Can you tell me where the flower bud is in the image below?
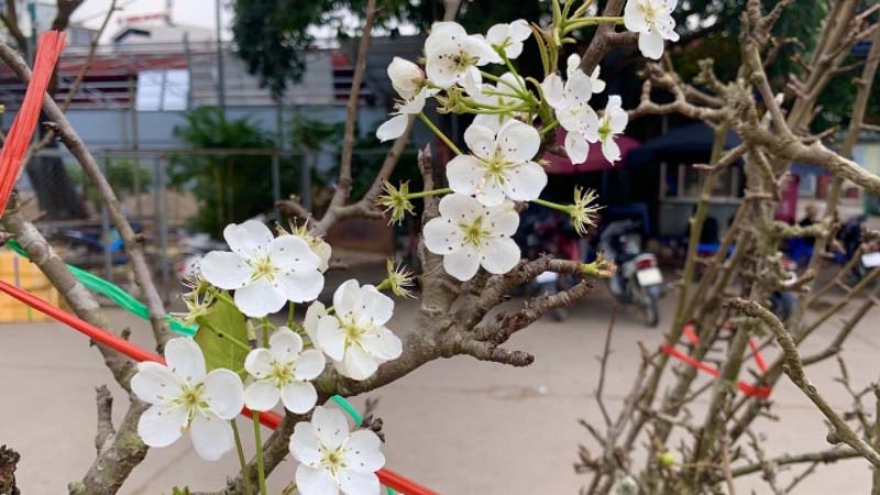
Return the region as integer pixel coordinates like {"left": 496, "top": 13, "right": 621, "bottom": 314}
{"left": 387, "top": 57, "right": 425, "bottom": 99}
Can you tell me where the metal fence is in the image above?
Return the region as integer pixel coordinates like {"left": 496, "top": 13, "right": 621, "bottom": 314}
{"left": 21, "top": 145, "right": 417, "bottom": 301}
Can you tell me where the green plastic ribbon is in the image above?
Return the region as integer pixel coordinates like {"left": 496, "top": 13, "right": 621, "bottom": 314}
{"left": 7, "top": 239, "right": 197, "bottom": 336}
{"left": 9, "top": 239, "right": 396, "bottom": 493}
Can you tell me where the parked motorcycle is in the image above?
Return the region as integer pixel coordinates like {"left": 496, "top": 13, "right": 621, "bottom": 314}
{"left": 519, "top": 210, "right": 580, "bottom": 321}
{"left": 598, "top": 219, "right": 665, "bottom": 327}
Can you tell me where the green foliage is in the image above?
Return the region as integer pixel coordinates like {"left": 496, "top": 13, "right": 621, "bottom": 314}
{"left": 194, "top": 293, "right": 249, "bottom": 379}
{"left": 68, "top": 160, "right": 152, "bottom": 211}
{"left": 171, "top": 488, "right": 191, "bottom": 495}
{"left": 291, "top": 115, "right": 345, "bottom": 152}
{"left": 170, "top": 107, "right": 288, "bottom": 237}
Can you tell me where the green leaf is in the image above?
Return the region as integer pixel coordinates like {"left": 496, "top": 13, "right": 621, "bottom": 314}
{"left": 194, "top": 293, "right": 249, "bottom": 378}
{"left": 171, "top": 487, "right": 191, "bottom": 495}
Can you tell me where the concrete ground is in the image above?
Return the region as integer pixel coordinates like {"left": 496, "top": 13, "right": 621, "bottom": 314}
{"left": 2, "top": 285, "right": 879, "bottom": 494}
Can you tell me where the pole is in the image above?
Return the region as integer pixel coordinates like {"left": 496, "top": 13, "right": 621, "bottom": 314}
{"left": 215, "top": 0, "right": 226, "bottom": 110}
{"left": 272, "top": 99, "right": 282, "bottom": 217}
{"left": 130, "top": 77, "right": 143, "bottom": 220}
{"left": 154, "top": 156, "right": 170, "bottom": 301}
{"left": 101, "top": 154, "right": 113, "bottom": 282}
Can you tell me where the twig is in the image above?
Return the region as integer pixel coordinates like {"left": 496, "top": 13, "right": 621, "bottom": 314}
{"left": 726, "top": 298, "right": 880, "bottom": 467}
{"left": 94, "top": 385, "right": 116, "bottom": 453}
{"left": 596, "top": 306, "right": 618, "bottom": 427}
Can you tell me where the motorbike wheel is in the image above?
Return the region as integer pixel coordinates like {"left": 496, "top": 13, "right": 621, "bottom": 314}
{"left": 643, "top": 293, "right": 660, "bottom": 328}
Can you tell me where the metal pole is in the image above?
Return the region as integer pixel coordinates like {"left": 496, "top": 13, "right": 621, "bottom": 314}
{"left": 272, "top": 99, "right": 282, "bottom": 216}
{"left": 183, "top": 32, "right": 193, "bottom": 110}
{"left": 101, "top": 154, "right": 113, "bottom": 282}
{"left": 215, "top": 0, "right": 226, "bottom": 110}
{"left": 154, "top": 156, "right": 170, "bottom": 300}
{"left": 130, "top": 77, "right": 143, "bottom": 220}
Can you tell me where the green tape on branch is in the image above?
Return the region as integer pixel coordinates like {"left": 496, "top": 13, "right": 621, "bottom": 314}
{"left": 7, "top": 239, "right": 197, "bottom": 336}
{"left": 331, "top": 394, "right": 364, "bottom": 426}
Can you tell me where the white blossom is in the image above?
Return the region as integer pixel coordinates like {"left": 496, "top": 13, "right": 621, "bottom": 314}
{"left": 423, "top": 193, "right": 521, "bottom": 281}
{"left": 567, "top": 54, "right": 605, "bottom": 94}
{"left": 624, "top": 0, "right": 679, "bottom": 60}
{"left": 597, "top": 95, "right": 629, "bottom": 162}
{"left": 446, "top": 120, "right": 547, "bottom": 206}
{"left": 387, "top": 56, "right": 425, "bottom": 99}
{"left": 376, "top": 87, "right": 434, "bottom": 142}
{"left": 305, "top": 280, "right": 403, "bottom": 380}
{"left": 280, "top": 222, "right": 333, "bottom": 273}
{"left": 471, "top": 72, "right": 528, "bottom": 132}
{"left": 424, "top": 21, "right": 502, "bottom": 94}
{"left": 131, "top": 338, "right": 244, "bottom": 461}
{"left": 243, "top": 327, "right": 326, "bottom": 414}
{"left": 290, "top": 406, "right": 386, "bottom": 495}
{"left": 485, "top": 20, "right": 532, "bottom": 59}
{"left": 541, "top": 71, "right": 599, "bottom": 164}
{"left": 200, "top": 220, "right": 324, "bottom": 318}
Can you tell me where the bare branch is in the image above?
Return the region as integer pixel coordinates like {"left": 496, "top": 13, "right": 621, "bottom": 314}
{"left": 94, "top": 386, "right": 116, "bottom": 454}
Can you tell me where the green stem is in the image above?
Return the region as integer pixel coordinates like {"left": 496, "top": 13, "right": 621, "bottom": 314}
{"left": 481, "top": 71, "right": 528, "bottom": 98}
{"left": 532, "top": 197, "right": 572, "bottom": 214}
{"left": 287, "top": 302, "right": 295, "bottom": 329}
{"left": 501, "top": 55, "right": 527, "bottom": 94}
{"left": 539, "top": 119, "right": 560, "bottom": 136}
{"left": 260, "top": 317, "right": 272, "bottom": 347}
{"left": 231, "top": 421, "right": 253, "bottom": 495}
{"left": 563, "top": 16, "right": 624, "bottom": 33}
{"left": 417, "top": 113, "right": 462, "bottom": 155}
{"left": 215, "top": 291, "right": 237, "bottom": 308}
{"left": 407, "top": 187, "right": 452, "bottom": 199}
{"left": 197, "top": 317, "right": 252, "bottom": 352}
{"left": 253, "top": 412, "right": 268, "bottom": 495}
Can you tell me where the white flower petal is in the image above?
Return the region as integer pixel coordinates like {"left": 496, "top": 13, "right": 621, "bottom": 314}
{"left": 638, "top": 30, "right": 665, "bottom": 60}
{"left": 317, "top": 316, "right": 346, "bottom": 361}
{"left": 608, "top": 96, "right": 629, "bottom": 131}
{"left": 244, "top": 379, "right": 281, "bottom": 411}
{"left": 565, "top": 132, "right": 590, "bottom": 164}
{"left": 132, "top": 362, "right": 183, "bottom": 404}
{"left": 486, "top": 203, "right": 520, "bottom": 236}
{"left": 497, "top": 120, "right": 540, "bottom": 162}
{"left": 425, "top": 40, "right": 463, "bottom": 88}
{"left": 203, "top": 369, "right": 244, "bottom": 420}
{"left": 438, "top": 192, "right": 482, "bottom": 221}
{"left": 294, "top": 349, "right": 327, "bottom": 380}
{"left": 565, "top": 72, "right": 594, "bottom": 105}
{"left": 387, "top": 57, "right": 423, "bottom": 99}
{"left": 481, "top": 237, "right": 521, "bottom": 274}
{"left": 590, "top": 66, "right": 606, "bottom": 93}
{"left": 334, "top": 279, "right": 363, "bottom": 318}
{"left": 566, "top": 53, "right": 582, "bottom": 79}
{"left": 338, "top": 470, "right": 380, "bottom": 495}
{"left": 624, "top": 0, "right": 650, "bottom": 33}
{"left": 464, "top": 35, "right": 503, "bottom": 65}
{"left": 275, "top": 269, "right": 324, "bottom": 303}
{"left": 164, "top": 338, "right": 206, "bottom": 384}
{"left": 224, "top": 220, "right": 273, "bottom": 258}
{"left": 199, "top": 251, "right": 251, "bottom": 290}
{"left": 340, "top": 345, "right": 379, "bottom": 380}
{"left": 508, "top": 19, "right": 531, "bottom": 42}
{"left": 270, "top": 327, "right": 304, "bottom": 362}
{"left": 360, "top": 285, "right": 395, "bottom": 326}
{"left": 461, "top": 66, "right": 483, "bottom": 95}
{"left": 343, "top": 430, "right": 386, "bottom": 473}
{"left": 423, "top": 216, "right": 464, "bottom": 254}
{"left": 541, "top": 74, "right": 565, "bottom": 109}
{"left": 312, "top": 406, "right": 350, "bottom": 449}
{"left": 269, "top": 235, "right": 320, "bottom": 272}
{"left": 234, "top": 279, "right": 287, "bottom": 318}
{"left": 444, "top": 244, "right": 482, "bottom": 281}
{"left": 464, "top": 123, "right": 496, "bottom": 161}
{"left": 281, "top": 380, "right": 318, "bottom": 414}
{"left": 503, "top": 162, "right": 547, "bottom": 202}
{"left": 189, "top": 411, "right": 234, "bottom": 461}
{"left": 475, "top": 176, "right": 506, "bottom": 207}
{"left": 376, "top": 114, "right": 409, "bottom": 142}
{"left": 602, "top": 138, "right": 622, "bottom": 162}
{"left": 425, "top": 21, "right": 467, "bottom": 55}
{"left": 360, "top": 327, "right": 403, "bottom": 361}
{"left": 304, "top": 301, "right": 327, "bottom": 346}
{"left": 244, "top": 348, "right": 274, "bottom": 379}
{"left": 473, "top": 113, "right": 508, "bottom": 134}
{"left": 446, "top": 154, "right": 485, "bottom": 196}
{"left": 290, "top": 422, "right": 323, "bottom": 467}
{"left": 485, "top": 23, "right": 509, "bottom": 46}
{"left": 138, "top": 404, "right": 187, "bottom": 448}
{"left": 296, "top": 465, "right": 340, "bottom": 495}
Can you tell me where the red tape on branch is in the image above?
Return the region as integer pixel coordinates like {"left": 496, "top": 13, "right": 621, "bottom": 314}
{"left": 0, "top": 280, "right": 439, "bottom": 495}
{"left": 662, "top": 321, "right": 772, "bottom": 399}
{"left": 0, "top": 31, "right": 67, "bottom": 214}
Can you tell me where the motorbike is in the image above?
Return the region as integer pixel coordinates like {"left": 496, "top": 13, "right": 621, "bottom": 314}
{"left": 519, "top": 210, "right": 580, "bottom": 321}
{"left": 598, "top": 219, "right": 665, "bottom": 327}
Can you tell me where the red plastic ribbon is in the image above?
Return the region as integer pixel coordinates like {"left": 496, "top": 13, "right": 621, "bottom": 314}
{"left": 0, "top": 280, "right": 438, "bottom": 495}
{"left": 662, "top": 321, "right": 772, "bottom": 398}
{"left": 0, "top": 31, "right": 67, "bottom": 214}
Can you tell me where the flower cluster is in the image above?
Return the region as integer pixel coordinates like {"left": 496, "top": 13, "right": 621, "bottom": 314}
{"left": 131, "top": 220, "right": 405, "bottom": 495}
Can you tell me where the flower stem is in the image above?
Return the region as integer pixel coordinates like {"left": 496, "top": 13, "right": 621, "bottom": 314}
{"left": 532, "top": 197, "right": 572, "bottom": 214}
{"left": 231, "top": 420, "right": 254, "bottom": 495}
{"left": 539, "top": 119, "right": 560, "bottom": 136}
{"left": 253, "top": 412, "right": 268, "bottom": 495}
{"left": 287, "top": 302, "right": 296, "bottom": 329}
{"left": 417, "top": 113, "right": 462, "bottom": 155}
{"left": 406, "top": 187, "right": 452, "bottom": 199}
{"left": 501, "top": 55, "right": 527, "bottom": 94}
{"left": 215, "top": 291, "right": 237, "bottom": 308}
{"left": 260, "top": 317, "right": 272, "bottom": 347}
{"left": 563, "top": 16, "right": 624, "bottom": 33}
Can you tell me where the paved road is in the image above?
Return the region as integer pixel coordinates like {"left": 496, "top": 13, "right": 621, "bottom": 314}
{"left": 2, "top": 287, "right": 878, "bottom": 494}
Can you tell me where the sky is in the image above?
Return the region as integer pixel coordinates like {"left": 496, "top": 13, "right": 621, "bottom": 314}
{"left": 70, "top": 0, "right": 235, "bottom": 41}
